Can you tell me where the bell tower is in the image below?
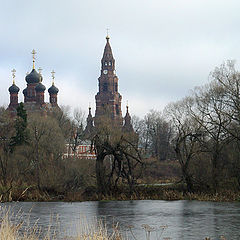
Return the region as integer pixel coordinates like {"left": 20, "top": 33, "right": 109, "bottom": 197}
{"left": 95, "top": 35, "right": 123, "bottom": 127}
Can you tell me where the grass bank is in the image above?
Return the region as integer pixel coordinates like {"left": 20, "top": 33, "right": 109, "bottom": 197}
{"left": 0, "top": 209, "right": 122, "bottom": 240}
{"left": 1, "top": 183, "right": 240, "bottom": 202}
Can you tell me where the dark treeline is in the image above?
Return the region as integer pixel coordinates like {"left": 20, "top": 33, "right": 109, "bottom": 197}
{"left": 0, "top": 61, "right": 240, "bottom": 201}
{"left": 134, "top": 61, "right": 240, "bottom": 194}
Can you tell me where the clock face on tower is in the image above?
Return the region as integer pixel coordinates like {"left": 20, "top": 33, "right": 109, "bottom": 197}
{"left": 103, "top": 70, "right": 108, "bottom": 74}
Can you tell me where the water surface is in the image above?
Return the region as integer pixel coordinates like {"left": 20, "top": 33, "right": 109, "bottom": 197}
{"left": 1, "top": 200, "right": 240, "bottom": 239}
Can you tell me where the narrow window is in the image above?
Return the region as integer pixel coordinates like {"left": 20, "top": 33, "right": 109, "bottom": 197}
{"left": 116, "top": 104, "right": 119, "bottom": 115}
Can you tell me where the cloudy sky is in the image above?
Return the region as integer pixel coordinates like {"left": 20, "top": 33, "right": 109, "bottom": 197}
{"left": 0, "top": 0, "right": 240, "bottom": 117}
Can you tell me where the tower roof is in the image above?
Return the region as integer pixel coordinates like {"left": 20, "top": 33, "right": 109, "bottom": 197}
{"left": 123, "top": 105, "right": 134, "bottom": 132}
{"left": 101, "top": 36, "right": 115, "bottom": 64}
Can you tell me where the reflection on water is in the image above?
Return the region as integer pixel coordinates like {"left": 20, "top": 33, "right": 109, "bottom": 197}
{"left": 1, "top": 200, "right": 240, "bottom": 239}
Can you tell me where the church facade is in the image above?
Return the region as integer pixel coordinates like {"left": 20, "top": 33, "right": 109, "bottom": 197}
{"left": 7, "top": 50, "right": 59, "bottom": 115}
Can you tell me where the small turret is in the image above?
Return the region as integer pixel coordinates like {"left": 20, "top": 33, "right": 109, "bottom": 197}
{"left": 123, "top": 103, "right": 134, "bottom": 132}
{"left": 48, "top": 70, "right": 59, "bottom": 106}
{"left": 85, "top": 105, "right": 94, "bottom": 136}
{"left": 8, "top": 69, "right": 20, "bottom": 108}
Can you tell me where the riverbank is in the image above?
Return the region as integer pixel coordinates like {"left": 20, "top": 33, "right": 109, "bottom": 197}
{"left": 0, "top": 210, "right": 121, "bottom": 240}
{"left": 1, "top": 183, "right": 240, "bottom": 202}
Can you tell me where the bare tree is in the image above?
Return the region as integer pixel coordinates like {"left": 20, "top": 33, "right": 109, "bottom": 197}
{"left": 166, "top": 97, "right": 203, "bottom": 192}
{"left": 26, "top": 113, "right": 65, "bottom": 190}
{"left": 192, "top": 81, "right": 232, "bottom": 192}
{"left": 91, "top": 115, "right": 142, "bottom": 196}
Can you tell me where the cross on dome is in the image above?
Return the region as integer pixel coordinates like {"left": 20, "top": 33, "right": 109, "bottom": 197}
{"left": 51, "top": 70, "right": 56, "bottom": 85}
{"left": 38, "top": 67, "right": 42, "bottom": 74}
{"left": 11, "top": 69, "right": 16, "bottom": 84}
{"left": 31, "top": 49, "right": 37, "bottom": 69}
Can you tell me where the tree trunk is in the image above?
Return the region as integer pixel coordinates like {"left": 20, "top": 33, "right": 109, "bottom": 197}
{"left": 182, "top": 166, "right": 193, "bottom": 193}
{"left": 96, "top": 154, "right": 108, "bottom": 196}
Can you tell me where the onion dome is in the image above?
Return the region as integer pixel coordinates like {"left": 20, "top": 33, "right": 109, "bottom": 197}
{"left": 35, "top": 82, "right": 46, "bottom": 92}
{"left": 23, "top": 88, "right": 27, "bottom": 95}
{"left": 8, "top": 83, "right": 20, "bottom": 93}
{"left": 48, "top": 84, "right": 59, "bottom": 94}
{"left": 25, "top": 69, "right": 41, "bottom": 84}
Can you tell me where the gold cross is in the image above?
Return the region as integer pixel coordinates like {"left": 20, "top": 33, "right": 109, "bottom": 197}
{"left": 38, "top": 67, "right": 42, "bottom": 74}
{"left": 31, "top": 49, "right": 36, "bottom": 60}
{"left": 51, "top": 70, "right": 55, "bottom": 84}
{"left": 11, "top": 69, "right": 16, "bottom": 84}
{"left": 31, "top": 49, "right": 36, "bottom": 69}
{"left": 51, "top": 70, "right": 55, "bottom": 79}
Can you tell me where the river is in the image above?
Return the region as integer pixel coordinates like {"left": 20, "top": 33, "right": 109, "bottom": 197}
{"left": 1, "top": 200, "right": 240, "bottom": 239}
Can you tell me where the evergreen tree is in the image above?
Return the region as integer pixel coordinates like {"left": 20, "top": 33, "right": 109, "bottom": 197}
{"left": 11, "top": 102, "right": 29, "bottom": 147}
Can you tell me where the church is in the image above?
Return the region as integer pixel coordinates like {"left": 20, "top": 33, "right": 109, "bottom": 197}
{"left": 7, "top": 35, "right": 133, "bottom": 132}
{"left": 7, "top": 50, "right": 59, "bottom": 115}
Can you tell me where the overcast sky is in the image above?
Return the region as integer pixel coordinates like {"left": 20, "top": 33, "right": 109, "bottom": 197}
{"left": 0, "top": 0, "right": 240, "bottom": 117}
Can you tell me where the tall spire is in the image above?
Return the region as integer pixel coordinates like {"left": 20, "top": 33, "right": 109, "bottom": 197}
{"left": 101, "top": 34, "right": 115, "bottom": 71}
{"left": 94, "top": 35, "right": 123, "bottom": 128}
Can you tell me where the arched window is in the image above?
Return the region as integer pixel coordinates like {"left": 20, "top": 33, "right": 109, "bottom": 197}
{"left": 109, "top": 61, "right": 111, "bottom": 66}
{"left": 115, "top": 83, "right": 118, "bottom": 92}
